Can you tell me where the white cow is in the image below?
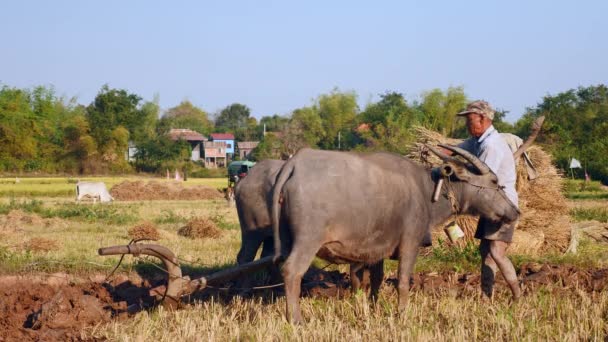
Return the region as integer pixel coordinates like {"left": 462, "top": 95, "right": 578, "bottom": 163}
{"left": 76, "top": 182, "right": 113, "bottom": 203}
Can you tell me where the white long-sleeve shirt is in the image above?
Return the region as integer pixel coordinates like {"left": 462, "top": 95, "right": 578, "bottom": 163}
{"left": 458, "top": 125, "right": 518, "bottom": 208}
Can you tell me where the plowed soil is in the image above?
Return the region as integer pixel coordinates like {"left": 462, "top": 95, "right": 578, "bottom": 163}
{"left": 1, "top": 264, "right": 606, "bottom": 341}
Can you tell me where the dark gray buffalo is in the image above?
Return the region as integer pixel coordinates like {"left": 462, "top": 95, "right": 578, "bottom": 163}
{"left": 235, "top": 159, "right": 285, "bottom": 265}
{"left": 235, "top": 159, "right": 384, "bottom": 295}
{"left": 271, "top": 147, "right": 520, "bottom": 323}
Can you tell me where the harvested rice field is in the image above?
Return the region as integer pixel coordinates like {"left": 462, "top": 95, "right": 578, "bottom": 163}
{"left": 0, "top": 175, "right": 607, "bottom": 341}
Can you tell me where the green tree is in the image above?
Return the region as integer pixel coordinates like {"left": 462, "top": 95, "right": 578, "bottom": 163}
{"left": 85, "top": 85, "right": 143, "bottom": 148}
{"left": 418, "top": 86, "right": 467, "bottom": 137}
{"left": 290, "top": 106, "right": 324, "bottom": 148}
{"left": 317, "top": 89, "right": 359, "bottom": 150}
{"left": 159, "top": 100, "right": 212, "bottom": 136}
{"left": 515, "top": 84, "right": 608, "bottom": 183}
{"left": 258, "top": 114, "right": 289, "bottom": 137}
{"left": 250, "top": 133, "right": 284, "bottom": 161}
{"left": 356, "top": 91, "right": 416, "bottom": 153}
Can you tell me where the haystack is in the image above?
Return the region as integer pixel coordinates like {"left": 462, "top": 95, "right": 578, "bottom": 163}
{"left": 22, "top": 237, "right": 60, "bottom": 253}
{"left": 128, "top": 221, "right": 160, "bottom": 241}
{"left": 178, "top": 217, "right": 222, "bottom": 239}
{"left": 409, "top": 126, "right": 570, "bottom": 255}
{"left": 110, "top": 181, "right": 223, "bottom": 201}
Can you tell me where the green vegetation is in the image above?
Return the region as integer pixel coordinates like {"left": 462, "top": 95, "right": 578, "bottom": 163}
{"left": 571, "top": 207, "right": 608, "bottom": 222}
{"left": 4, "top": 83, "right": 606, "bottom": 184}
{"left": 0, "top": 177, "right": 227, "bottom": 197}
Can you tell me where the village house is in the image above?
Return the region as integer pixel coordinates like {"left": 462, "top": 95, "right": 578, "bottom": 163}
{"left": 209, "top": 133, "right": 235, "bottom": 161}
{"left": 202, "top": 141, "right": 228, "bottom": 168}
{"left": 236, "top": 141, "right": 259, "bottom": 160}
{"left": 167, "top": 128, "right": 207, "bottom": 161}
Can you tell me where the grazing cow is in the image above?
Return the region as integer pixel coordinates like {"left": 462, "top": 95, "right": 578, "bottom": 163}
{"left": 235, "top": 159, "right": 384, "bottom": 295}
{"left": 76, "top": 182, "right": 113, "bottom": 203}
{"left": 271, "top": 147, "right": 520, "bottom": 323}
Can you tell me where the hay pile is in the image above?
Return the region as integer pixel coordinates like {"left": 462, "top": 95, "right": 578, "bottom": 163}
{"left": 0, "top": 210, "right": 43, "bottom": 232}
{"left": 0, "top": 210, "right": 68, "bottom": 232}
{"left": 128, "top": 221, "right": 160, "bottom": 241}
{"left": 178, "top": 217, "right": 222, "bottom": 239}
{"left": 409, "top": 126, "right": 571, "bottom": 255}
{"left": 21, "top": 237, "right": 60, "bottom": 252}
{"left": 110, "top": 181, "right": 223, "bottom": 201}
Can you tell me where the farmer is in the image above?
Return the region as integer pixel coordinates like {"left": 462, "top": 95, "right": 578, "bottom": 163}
{"left": 456, "top": 100, "right": 521, "bottom": 301}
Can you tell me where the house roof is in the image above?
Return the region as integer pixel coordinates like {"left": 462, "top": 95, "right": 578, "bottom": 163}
{"left": 168, "top": 129, "right": 206, "bottom": 141}
{"left": 237, "top": 141, "right": 259, "bottom": 149}
{"left": 210, "top": 133, "right": 235, "bottom": 140}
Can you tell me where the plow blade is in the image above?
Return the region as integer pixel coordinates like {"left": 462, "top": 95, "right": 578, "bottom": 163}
{"left": 98, "top": 244, "right": 275, "bottom": 309}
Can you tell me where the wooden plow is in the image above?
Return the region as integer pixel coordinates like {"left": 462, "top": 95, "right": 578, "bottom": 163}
{"left": 98, "top": 244, "right": 275, "bottom": 309}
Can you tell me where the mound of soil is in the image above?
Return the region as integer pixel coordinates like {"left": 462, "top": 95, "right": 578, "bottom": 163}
{"left": 128, "top": 221, "right": 160, "bottom": 241}
{"left": 110, "top": 181, "right": 223, "bottom": 201}
{"left": 178, "top": 217, "right": 222, "bottom": 239}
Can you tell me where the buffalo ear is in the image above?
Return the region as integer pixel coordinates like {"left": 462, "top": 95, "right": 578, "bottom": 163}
{"left": 445, "top": 161, "right": 472, "bottom": 182}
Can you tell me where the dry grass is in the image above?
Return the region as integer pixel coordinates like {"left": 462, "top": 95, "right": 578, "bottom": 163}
{"left": 110, "top": 181, "right": 224, "bottom": 201}
{"left": 178, "top": 217, "right": 222, "bottom": 239}
{"left": 21, "top": 237, "right": 60, "bottom": 252}
{"left": 128, "top": 221, "right": 160, "bottom": 241}
{"left": 92, "top": 288, "right": 608, "bottom": 341}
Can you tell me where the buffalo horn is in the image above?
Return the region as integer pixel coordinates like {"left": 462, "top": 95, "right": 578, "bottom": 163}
{"left": 439, "top": 144, "right": 491, "bottom": 175}
{"left": 425, "top": 144, "right": 460, "bottom": 164}
{"left": 513, "top": 116, "right": 545, "bottom": 160}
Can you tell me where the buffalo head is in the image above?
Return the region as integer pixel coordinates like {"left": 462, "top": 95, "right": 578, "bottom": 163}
{"left": 427, "top": 144, "right": 520, "bottom": 224}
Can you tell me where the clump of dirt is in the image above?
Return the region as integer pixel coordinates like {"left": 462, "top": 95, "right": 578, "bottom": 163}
{"left": 110, "top": 181, "right": 223, "bottom": 201}
{"left": 128, "top": 221, "right": 160, "bottom": 241}
{"left": 21, "top": 237, "right": 60, "bottom": 252}
{"left": 0, "top": 275, "right": 156, "bottom": 341}
{"left": 178, "top": 217, "right": 222, "bottom": 239}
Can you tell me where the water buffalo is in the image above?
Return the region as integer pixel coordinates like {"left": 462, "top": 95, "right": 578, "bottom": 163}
{"left": 235, "top": 159, "right": 285, "bottom": 265}
{"left": 235, "top": 159, "right": 384, "bottom": 295}
{"left": 271, "top": 147, "right": 520, "bottom": 323}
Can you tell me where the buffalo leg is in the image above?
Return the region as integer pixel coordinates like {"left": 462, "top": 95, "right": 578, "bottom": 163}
{"left": 350, "top": 263, "right": 371, "bottom": 293}
{"left": 368, "top": 260, "right": 384, "bottom": 301}
{"left": 261, "top": 237, "right": 282, "bottom": 283}
{"left": 282, "top": 245, "right": 319, "bottom": 324}
{"left": 397, "top": 244, "right": 419, "bottom": 312}
{"left": 237, "top": 232, "right": 265, "bottom": 265}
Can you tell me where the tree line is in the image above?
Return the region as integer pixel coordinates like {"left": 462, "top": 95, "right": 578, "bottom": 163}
{"left": 1, "top": 83, "right": 606, "bottom": 183}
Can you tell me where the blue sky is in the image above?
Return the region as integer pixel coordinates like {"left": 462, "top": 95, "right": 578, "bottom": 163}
{"left": 1, "top": 1, "right": 606, "bottom": 122}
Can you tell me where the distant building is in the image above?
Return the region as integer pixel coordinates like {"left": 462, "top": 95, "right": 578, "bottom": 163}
{"left": 202, "top": 141, "right": 227, "bottom": 168}
{"left": 209, "top": 133, "right": 235, "bottom": 160}
{"left": 168, "top": 129, "right": 207, "bottom": 161}
{"left": 236, "top": 141, "right": 259, "bottom": 160}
